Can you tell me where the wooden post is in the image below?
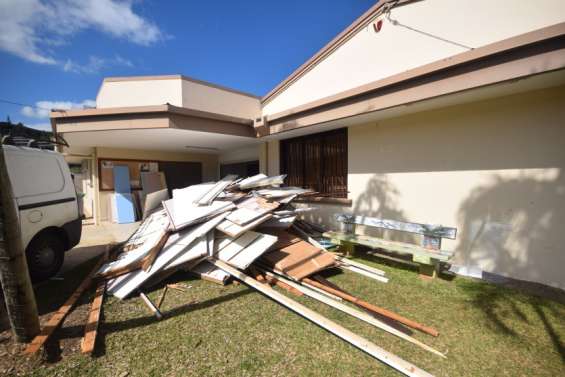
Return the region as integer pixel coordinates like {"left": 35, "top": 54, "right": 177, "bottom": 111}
{"left": 0, "top": 143, "right": 40, "bottom": 342}
{"left": 419, "top": 235, "right": 441, "bottom": 279}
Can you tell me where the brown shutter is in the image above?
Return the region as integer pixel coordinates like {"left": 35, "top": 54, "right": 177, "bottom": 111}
{"left": 280, "top": 128, "right": 347, "bottom": 198}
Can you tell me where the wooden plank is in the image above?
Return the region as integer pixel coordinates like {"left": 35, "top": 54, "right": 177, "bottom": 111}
{"left": 211, "top": 260, "right": 434, "bottom": 377}
{"left": 107, "top": 213, "right": 228, "bottom": 299}
{"left": 141, "top": 229, "right": 170, "bottom": 271}
{"left": 302, "top": 277, "right": 439, "bottom": 337}
{"left": 164, "top": 236, "right": 208, "bottom": 270}
{"left": 216, "top": 232, "right": 261, "bottom": 262}
{"left": 261, "top": 240, "right": 336, "bottom": 280}
{"left": 81, "top": 280, "right": 106, "bottom": 354}
{"left": 238, "top": 174, "right": 286, "bottom": 189}
{"left": 261, "top": 269, "right": 445, "bottom": 358}
{"left": 216, "top": 213, "right": 272, "bottom": 238}
{"left": 24, "top": 256, "right": 106, "bottom": 355}
{"left": 324, "top": 231, "right": 452, "bottom": 262}
{"left": 193, "top": 175, "right": 238, "bottom": 206}
{"left": 139, "top": 292, "right": 163, "bottom": 320}
{"left": 228, "top": 233, "right": 278, "bottom": 269}
{"left": 340, "top": 264, "right": 389, "bottom": 283}
{"left": 335, "top": 214, "right": 457, "bottom": 239}
{"left": 226, "top": 196, "right": 279, "bottom": 225}
{"left": 332, "top": 255, "right": 387, "bottom": 276}
{"left": 156, "top": 285, "right": 168, "bottom": 309}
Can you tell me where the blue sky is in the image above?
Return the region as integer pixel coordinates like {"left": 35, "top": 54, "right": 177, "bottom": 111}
{"left": 0, "top": 0, "right": 375, "bottom": 130}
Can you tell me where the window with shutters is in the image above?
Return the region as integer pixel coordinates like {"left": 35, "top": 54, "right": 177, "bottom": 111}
{"left": 280, "top": 128, "right": 347, "bottom": 198}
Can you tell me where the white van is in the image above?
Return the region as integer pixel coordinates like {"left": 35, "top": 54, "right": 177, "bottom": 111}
{"left": 3, "top": 144, "right": 82, "bottom": 281}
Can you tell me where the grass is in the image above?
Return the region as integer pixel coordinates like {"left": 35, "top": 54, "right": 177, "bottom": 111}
{"left": 9, "top": 254, "right": 565, "bottom": 376}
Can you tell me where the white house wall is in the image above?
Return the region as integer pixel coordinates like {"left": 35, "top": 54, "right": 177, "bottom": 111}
{"left": 262, "top": 0, "right": 565, "bottom": 115}
{"left": 97, "top": 78, "right": 183, "bottom": 108}
{"left": 293, "top": 85, "right": 565, "bottom": 290}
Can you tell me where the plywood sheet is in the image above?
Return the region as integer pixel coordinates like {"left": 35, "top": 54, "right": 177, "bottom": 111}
{"left": 261, "top": 235, "right": 336, "bottom": 280}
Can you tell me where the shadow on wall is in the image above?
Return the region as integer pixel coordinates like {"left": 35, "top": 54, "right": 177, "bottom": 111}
{"left": 301, "top": 174, "right": 416, "bottom": 243}
{"left": 456, "top": 170, "right": 565, "bottom": 290}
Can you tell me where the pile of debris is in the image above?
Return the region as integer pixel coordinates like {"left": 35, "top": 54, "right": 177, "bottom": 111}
{"left": 24, "top": 174, "right": 444, "bottom": 376}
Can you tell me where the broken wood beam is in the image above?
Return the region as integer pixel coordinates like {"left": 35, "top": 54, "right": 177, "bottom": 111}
{"left": 212, "top": 259, "right": 434, "bottom": 377}
{"left": 302, "top": 277, "right": 439, "bottom": 337}
{"left": 141, "top": 229, "right": 170, "bottom": 272}
{"left": 81, "top": 280, "right": 106, "bottom": 354}
{"left": 24, "top": 255, "right": 106, "bottom": 355}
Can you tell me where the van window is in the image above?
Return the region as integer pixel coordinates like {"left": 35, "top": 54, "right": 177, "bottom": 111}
{"left": 7, "top": 152, "right": 65, "bottom": 197}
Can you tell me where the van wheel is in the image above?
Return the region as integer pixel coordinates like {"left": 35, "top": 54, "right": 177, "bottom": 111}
{"left": 26, "top": 234, "right": 65, "bottom": 282}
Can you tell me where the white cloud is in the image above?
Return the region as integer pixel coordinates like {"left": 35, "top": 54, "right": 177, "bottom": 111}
{"left": 0, "top": 0, "right": 164, "bottom": 66}
{"left": 63, "top": 55, "right": 134, "bottom": 74}
{"left": 21, "top": 99, "right": 96, "bottom": 119}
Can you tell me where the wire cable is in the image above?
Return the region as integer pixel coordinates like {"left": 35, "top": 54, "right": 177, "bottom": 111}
{"left": 385, "top": 11, "right": 473, "bottom": 50}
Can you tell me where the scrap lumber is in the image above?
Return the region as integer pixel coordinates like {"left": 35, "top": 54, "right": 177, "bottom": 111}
{"left": 142, "top": 188, "right": 169, "bottom": 219}
{"left": 248, "top": 266, "right": 303, "bottom": 297}
{"left": 189, "top": 260, "right": 230, "bottom": 285}
{"left": 139, "top": 291, "right": 163, "bottom": 320}
{"left": 302, "top": 277, "right": 439, "bottom": 337}
{"left": 260, "top": 215, "right": 296, "bottom": 229}
{"left": 259, "top": 269, "right": 445, "bottom": 358}
{"left": 141, "top": 228, "right": 170, "bottom": 271}
{"left": 231, "top": 174, "right": 266, "bottom": 189}
{"left": 216, "top": 213, "right": 272, "bottom": 238}
{"left": 164, "top": 236, "right": 208, "bottom": 270}
{"left": 107, "top": 213, "right": 228, "bottom": 299}
{"left": 340, "top": 264, "right": 389, "bottom": 283}
{"left": 24, "top": 255, "right": 106, "bottom": 355}
{"left": 226, "top": 196, "right": 279, "bottom": 225}
{"left": 261, "top": 236, "right": 336, "bottom": 280}
{"left": 238, "top": 174, "right": 286, "bottom": 189}
{"left": 212, "top": 259, "right": 434, "bottom": 377}
{"left": 164, "top": 183, "right": 235, "bottom": 231}
{"left": 81, "top": 280, "right": 106, "bottom": 354}
{"left": 214, "top": 231, "right": 278, "bottom": 270}
{"left": 156, "top": 285, "right": 168, "bottom": 309}
{"left": 96, "top": 210, "right": 169, "bottom": 279}
{"left": 193, "top": 175, "right": 238, "bottom": 206}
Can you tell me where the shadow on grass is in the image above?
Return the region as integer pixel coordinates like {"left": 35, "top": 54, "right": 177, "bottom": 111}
{"left": 458, "top": 280, "right": 565, "bottom": 362}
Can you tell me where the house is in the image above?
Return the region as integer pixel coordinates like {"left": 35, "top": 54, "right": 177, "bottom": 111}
{"left": 51, "top": 0, "right": 565, "bottom": 290}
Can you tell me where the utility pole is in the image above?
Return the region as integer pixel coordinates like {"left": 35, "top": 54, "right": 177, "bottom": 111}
{"left": 0, "top": 142, "right": 40, "bottom": 342}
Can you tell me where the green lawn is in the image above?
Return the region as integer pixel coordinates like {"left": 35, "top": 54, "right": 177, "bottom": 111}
{"left": 14, "top": 255, "right": 565, "bottom": 376}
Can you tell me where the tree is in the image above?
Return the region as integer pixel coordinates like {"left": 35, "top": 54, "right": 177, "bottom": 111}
{"left": 0, "top": 142, "right": 40, "bottom": 342}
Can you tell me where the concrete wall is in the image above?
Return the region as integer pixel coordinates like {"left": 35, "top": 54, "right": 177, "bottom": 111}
{"left": 97, "top": 79, "right": 183, "bottom": 108}
{"left": 288, "top": 86, "right": 565, "bottom": 289}
{"left": 262, "top": 0, "right": 565, "bottom": 115}
{"left": 95, "top": 147, "right": 219, "bottom": 221}
{"left": 182, "top": 80, "right": 261, "bottom": 120}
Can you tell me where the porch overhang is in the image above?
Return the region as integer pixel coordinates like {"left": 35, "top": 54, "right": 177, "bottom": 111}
{"left": 51, "top": 104, "right": 259, "bottom": 153}
{"left": 264, "top": 23, "right": 565, "bottom": 137}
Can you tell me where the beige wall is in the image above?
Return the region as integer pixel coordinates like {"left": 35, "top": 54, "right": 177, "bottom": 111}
{"left": 263, "top": 0, "right": 565, "bottom": 115}
{"left": 97, "top": 79, "right": 183, "bottom": 108}
{"left": 95, "top": 147, "right": 219, "bottom": 221}
{"left": 289, "top": 86, "right": 565, "bottom": 289}
{"left": 182, "top": 80, "right": 261, "bottom": 120}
